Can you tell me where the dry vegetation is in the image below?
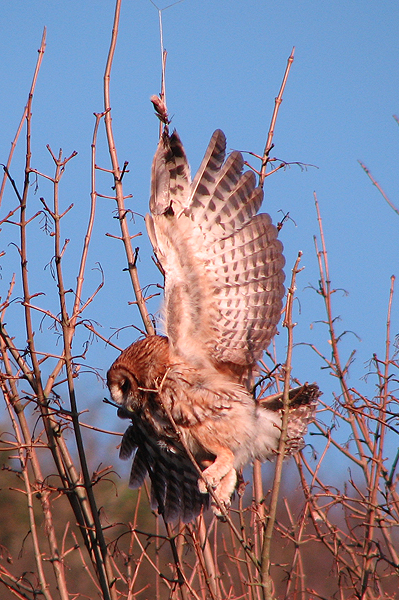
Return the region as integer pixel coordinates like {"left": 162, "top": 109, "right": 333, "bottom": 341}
{"left": 1, "top": 2, "right": 398, "bottom": 599}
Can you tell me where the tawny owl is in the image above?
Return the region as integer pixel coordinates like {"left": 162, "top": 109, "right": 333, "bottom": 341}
{"left": 107, "top": 127, "right": 318, "bottom": 522}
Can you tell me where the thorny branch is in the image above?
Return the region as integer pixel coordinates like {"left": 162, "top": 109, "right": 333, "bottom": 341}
{"left": 259, "top": 48, "right": 295, "bottom": 188}
{"left": 359, "top": 160, "right": 399, "bottom": 217}
{"left": 261, "top": 252, "right": 303, "bottom": 600}
{"left": 103, "top": 0, "right": 155, "bottom": 336}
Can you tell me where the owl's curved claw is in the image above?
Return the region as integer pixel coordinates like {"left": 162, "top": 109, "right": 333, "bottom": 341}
{"left": 212, "top": 501, "right": 230, "bottom": 520}
{"left": 198, "top": 475, "right": 217, "bottom": 494}
{"left": 211, "top": 492, "right": 232, "bottom": 519}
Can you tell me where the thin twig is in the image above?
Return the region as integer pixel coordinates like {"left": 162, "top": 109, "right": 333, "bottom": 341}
{"left": 260, "top": 252, "right": 302, "bottom": 600}
{"left": 259, "top": 48, "right": 295, "bottom": 187}
{"left": 103, "top": 0, "right": 154, "bottom": 335}
{"left": 0, "top": 29, "right": 47, "bottom": 208}
{"left": 359, "top": 161, "right": 399, "bottom": 217}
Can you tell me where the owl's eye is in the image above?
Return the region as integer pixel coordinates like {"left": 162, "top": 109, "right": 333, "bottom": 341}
{"left": 121, "top": 378, "right": 131, "bottom": 397}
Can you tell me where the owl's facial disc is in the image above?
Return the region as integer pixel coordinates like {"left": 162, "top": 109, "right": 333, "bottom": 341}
{"left": 107, "top": 367, "right": 139, "bottom": 410}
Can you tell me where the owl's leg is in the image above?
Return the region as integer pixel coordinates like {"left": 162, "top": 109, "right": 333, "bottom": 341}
{"left": 198, "top": 446, "right": 235, "bottom": 493}
{"left": 211, "top": 468, "right": 237, "bottom": 516}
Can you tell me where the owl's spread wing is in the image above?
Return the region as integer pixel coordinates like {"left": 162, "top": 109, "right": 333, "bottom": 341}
{"left": 146, "top": 129, "right": 285, "bottom": 374}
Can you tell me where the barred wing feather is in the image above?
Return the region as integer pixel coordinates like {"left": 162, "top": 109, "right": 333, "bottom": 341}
{"left": 147, "top": 128, "right": 285, "bottom": 373}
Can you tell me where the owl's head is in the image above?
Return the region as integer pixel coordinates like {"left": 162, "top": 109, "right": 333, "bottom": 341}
{"left": 107, "top": 335, "right": 170, "bottom": 411}
{"left": 107, "top": 364, "right": 140, "bottom": 410}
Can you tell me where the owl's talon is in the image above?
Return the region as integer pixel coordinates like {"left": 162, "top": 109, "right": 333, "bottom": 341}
{"left": 211, "top": 496, "right": 231, "bottom": 518}
{"left": 198, "top": 476, "right": 217, "bottom": 494}
{"left": 198, "top": 479, "right": 207, "bottom": 494}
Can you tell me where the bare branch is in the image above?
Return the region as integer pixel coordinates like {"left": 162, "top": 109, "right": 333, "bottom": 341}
{"left": 359, "top": 161, "right": 399, "bottom": 216}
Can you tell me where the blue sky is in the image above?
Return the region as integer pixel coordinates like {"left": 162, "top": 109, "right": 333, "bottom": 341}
{"left": 1, "top": 1, "right": 398, "bottom": 452}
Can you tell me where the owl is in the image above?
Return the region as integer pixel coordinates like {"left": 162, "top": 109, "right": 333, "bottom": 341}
{"left": 107, "top": 127, "right": 318, "bottom": 522}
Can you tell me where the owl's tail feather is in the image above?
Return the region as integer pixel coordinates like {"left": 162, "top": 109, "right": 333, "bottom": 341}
{"left": 120, "top": 424, "right": 208, "bottom": 523}
{"left": 255, "top": 383, "right": 320, "bottom": 460}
